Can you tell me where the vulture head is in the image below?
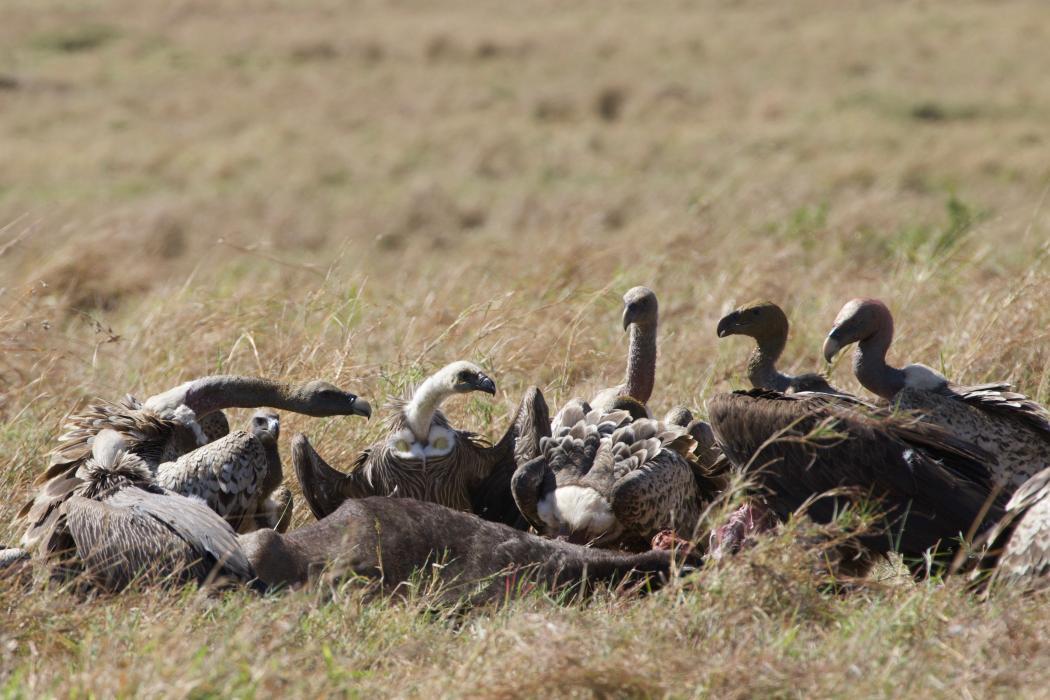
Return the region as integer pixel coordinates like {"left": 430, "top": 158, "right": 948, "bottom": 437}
{"left": 821, "top": 298, "right": 892, "bottom": 363}
{"left": 249, "top": 410, "right": 280, "bottom": 443}
{"left": 621, "top": 286, "right": 658, "bottom": 331}
{"left": 440, "top": 361, "right": 497, "bottom": 396}
{"left": 716, "top": 300, "right": 788, "bottom": 342}
{"left": 295, "top": 381, "right": 373, "bottom": 418}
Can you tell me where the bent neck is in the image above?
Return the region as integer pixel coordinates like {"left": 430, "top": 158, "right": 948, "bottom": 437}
{"left": 746, "top": 332, "right": 789, "bottom": 391}
{"left": 854, "top": 325, "right": 906, "bottom": 400}
{"left": 625, "top": 322, "right": 657, "bottom": 404}
{"left": 405, "top": 374, "right": 454, "bottom": 442}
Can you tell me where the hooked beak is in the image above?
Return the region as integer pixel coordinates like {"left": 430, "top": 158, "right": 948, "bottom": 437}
{"left": 621, "top": 306, "right": 633, "bottom": 331}
{"left": 822, "top": 334, "right": 843, "bottom": 363}
{"left": 473, "top": 373, "right": 497, "bottom": 395}
{"left": 716, "top": 311, "right": 739, "bottom": 338}
{"left": 351, "top": 398, "right": 372, "bottom": 419}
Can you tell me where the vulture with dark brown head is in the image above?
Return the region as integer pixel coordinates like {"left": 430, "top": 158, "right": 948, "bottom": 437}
{"left": 717, "top": 300, "right": 842, "bottom": 395}
{"left": 823, "top": 298, "right": 1050, "bottom": 490}
{"left": 17, "top": 375, "right": 371, "bottom": 552}
{"left": 293, "top": 362, "right": 549, "bottom": 529}
{"left": 706, "top": 389, "right": 1004, "bottom": 572}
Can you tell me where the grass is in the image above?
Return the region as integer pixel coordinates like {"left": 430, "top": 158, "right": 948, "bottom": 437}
{"left": 0, "top": 0, "right": 1049, "bottom": 696}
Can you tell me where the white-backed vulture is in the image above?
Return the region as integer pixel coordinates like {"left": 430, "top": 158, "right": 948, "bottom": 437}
{"left": 511, "top": 397, "right": 705, "bottom": 550}
{"left": 157, "top": 410, "right": 293, "bottom": 533}
{"left": 44, "top": 430, "right": 257, "bottom": 591}
{"left": 974, "top": 467, "right": 1050, "bottom": 591}
{"left": 823, "top": 298, "right": 1050, "bottom": 489}
{"left": 706, "top": 389, "right": 1004, "bottom": 572}
{"left": 18, "top": 375, "right": 371, "bottom": 551}
{"left": 243, "top": 458, "right": 696, "bottom": 604}
{"left": 293, "top": 362, "right": 549, "bottom": 528}
{"left": 717, "top": 300, "right": 842, "bottom": 394}
{"left": 591, "top": 286, "right": 658, "bottom": 415}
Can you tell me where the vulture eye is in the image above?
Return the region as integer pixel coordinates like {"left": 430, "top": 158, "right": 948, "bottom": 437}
{"left": 751, "top": 309, "right": 760, "bottom": 316}
{"left": 457, "top": 371, "right": 471, "bottom": 382}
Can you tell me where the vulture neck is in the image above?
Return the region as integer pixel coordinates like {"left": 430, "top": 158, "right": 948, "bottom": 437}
{"left": 746, "top": 331, "right": 790, "bottom": 392}
{"left": 853, "top": 319, "right": 906, "bottom": 400}
{"left": 150, "top": 376, "right": 322, "bottom": 418}
{"left": 624, "top": 321, "right": 657, "bottom": 404}
{"left": 404, "top": 374, "right": 453, "bottom": 443}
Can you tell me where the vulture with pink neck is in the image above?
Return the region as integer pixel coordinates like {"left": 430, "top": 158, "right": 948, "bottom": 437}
{"left": 823, "top": 298, "right": 1050, "bottom": 490}
{"left": 717, "top": 300, "right": 842, "bottom": 395}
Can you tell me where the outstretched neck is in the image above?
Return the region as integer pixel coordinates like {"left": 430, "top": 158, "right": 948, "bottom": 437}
{"left": 854, "top": 325, "right": 906, "bottom": 400}
{"left": 405, "top": 376, "right": 453, "bottom": 442}
{"left": 624, "top": 322, "right": 657, "bottom": 404}
{"left": 148, "top": 376, "right": 313, "bottom": 418}
{"left": 746, "top": 333, "right": 789, "bottom": 391}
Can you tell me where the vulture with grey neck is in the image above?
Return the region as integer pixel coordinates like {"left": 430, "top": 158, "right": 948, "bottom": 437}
{"left": 40, "top": 429, "right": 257, "bottom": 591}
{"left": 973, "top": 467, "right": 1050, "bottom": 591}
{"left": 717, "top": 300, "right": 842, "bottom": 394}
{"left": 243, "top": 439, "right": 695, "bottom": 604}
{"left": 591, "top": 286, "right": 659, "bottom": 415}
{"left": 158, "top": 410, "right": 293, "bottom": 533}
{"left": 18, "top": 375, "right": 371, "bottom": 552}
{"left": 512, "top": 396, "right": 706, "bottom": 550}
{"left": 823, "top": 298, "right": 1050, "bottom": 490}
{"left": 294, "top": 362, "right": 549, "bottom": 528}
{"left": 706, "top": 389, "right": 1004, "bottom": 573}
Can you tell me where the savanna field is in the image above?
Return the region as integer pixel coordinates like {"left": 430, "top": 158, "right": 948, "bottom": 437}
{"left": 1, "top": 0, "right": 1049, "bottom": 696}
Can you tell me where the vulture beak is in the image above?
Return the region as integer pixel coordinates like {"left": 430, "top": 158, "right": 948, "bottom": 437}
{"left": 473, "top": 373, "right": 497, "bottom": 395}
{"left": 716, "top": 311, "right": 739, "bottom": 338}
{"left": 351, "top": 398, "right": 373, "bottom": 419}
{"left": 621, "top": 305, "right": 634, "bottom": 331}
{"left": 822, "top": 334, "right": 843, "bottom": 363}
{"left": 265, "top": 415, "right": 280, "bottom": 436}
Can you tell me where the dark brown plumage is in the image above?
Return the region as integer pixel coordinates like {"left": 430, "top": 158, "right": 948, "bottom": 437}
{"left": 239, "top": 494, "right": 695, "bottom": 604}
{"left": 823, "top": 298, "right": 1050, "bottom": 490}
{"left": 294, "top": 364, "right": 548, "bottom": 529}
{"left": 717, "top": 300, "right": 842, "bottom": 394}
{"left": 706, "top": 389, "right": 1004, "bottom": 570}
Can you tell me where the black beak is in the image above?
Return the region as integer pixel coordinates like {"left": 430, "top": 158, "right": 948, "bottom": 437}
{"left": 822, "top": 332, "right": 843, "bottom": 364}
{"left": 716, "top": 312, "right": 738, "bottom": 338}
{"left": 622, "top": 305, "right": 634, "bottom": 331}
{"left": 351, "top": 397, "right": 372, "bottom": 419}
{"left": 474, "top": 374, "right": 496, "bottom": 395}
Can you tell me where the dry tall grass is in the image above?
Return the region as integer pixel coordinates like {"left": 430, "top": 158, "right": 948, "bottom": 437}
{"left": 1, "top": 0, "right": 1048, "bottom": 696}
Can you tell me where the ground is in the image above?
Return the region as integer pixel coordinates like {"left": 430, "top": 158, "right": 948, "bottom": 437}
{"left": 1, "top": 0, "right": 1048, "bottom": 696}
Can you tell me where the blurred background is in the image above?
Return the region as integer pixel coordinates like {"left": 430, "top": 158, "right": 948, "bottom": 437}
{"left": 1, "top": 0, "right": 1048, "bottom": 524}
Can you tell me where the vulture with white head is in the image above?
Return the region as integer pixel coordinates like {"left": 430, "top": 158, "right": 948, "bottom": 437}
{"left": 18, "top": 375, "right": 371, "bottom": 551}
{"left": 512, "top": 396, "right": 706, "bottom": 550}
{"left": 717, "top": 300, "right": 843, "bottom": 394}
{"left": 591, "top": 286, "right": 659, "bottom": 415}
{"left": 41, "top": 430, "right": 257, "bottom": 591}
{"left": 822, "top": 298, "right": 1050, "bottom": 490}
{"left": 294, "top": 362, "right": 549, "bottom": 528}
{"left": 157, "top": 410, "right": 293, "bottom": 533}
{"left": 706, "top": 389, "right": 1004, "bottom": 573}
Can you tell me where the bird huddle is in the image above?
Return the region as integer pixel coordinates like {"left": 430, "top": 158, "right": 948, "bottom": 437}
{"left": 2, "top": 289, "right": 1048, "bottom": 601}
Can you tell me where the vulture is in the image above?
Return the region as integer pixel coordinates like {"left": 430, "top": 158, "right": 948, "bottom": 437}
{"left": 591, "top": 286, "right": 659, "bottom": 415}
{"left": 243, "top": 438, "right": 696, "bottom": 604}
{"left": 706, "top": 389, "right": 1004, "bottom": 573}
{"left": 717, "top": 300, "right": 842, "bottom": 394}
{"left": 293, "top": 362, "right": 549, "bottom": 528}
{"left": 823, "top": 298, "right": 1050, "bottom": 490}
{"left": 512, "top": 397, "right": 706, "bottom": 550}
{"left": 157, "top": 410, "right": 293, "bottom": 533}
{"left": 973, "top": 467, "right": 1050, "bottom": 591}
{"left": 41, "top": 429, "right": 256, "bottom": 591}
{"left": 18, "top": 375, "right": 371, "bottom": 552}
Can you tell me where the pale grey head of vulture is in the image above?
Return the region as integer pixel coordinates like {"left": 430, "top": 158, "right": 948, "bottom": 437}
{"left": 621, "top": 286, "right": 658, "bottom": 331}
{"left": 822, "top": 298, "right": 893, "bottom": 363}
{"left": 716, "top": 300, "right": 789, "bottom": 342}
{"left": 441, "top": 361, "right": 497, "bottom": 396}
{"left": 249, "top": 410, "right": 280, "bottom": 442}
{"left": 295, "top": 380, "right": 372, "bottom": 419}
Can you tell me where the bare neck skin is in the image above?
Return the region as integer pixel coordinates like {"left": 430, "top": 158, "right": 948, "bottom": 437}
{"left": 746, "top": 331, "right": 790, "bottom": 392}
{"left": 854, "top": 316, "right": 906, "bottom": 400}
{"left": 404, "top": 373, "right": 454, "bottom": 443}
{"left": 148, "top": 377, "right": 322, "bottom": 417}
{"left": 625, "top": 321, "right": 657, "bottom": 404}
